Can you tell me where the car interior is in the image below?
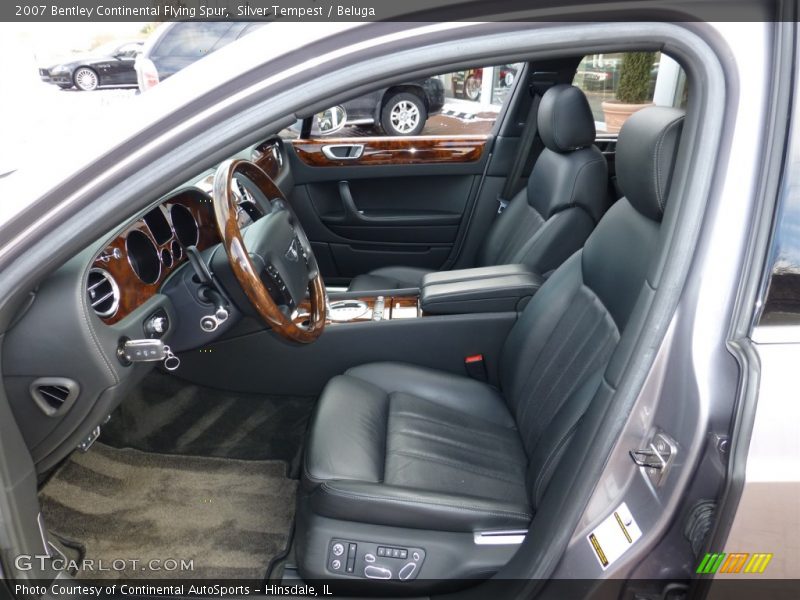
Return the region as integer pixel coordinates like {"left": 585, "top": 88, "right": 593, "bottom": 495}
{"left": 2, "top": 46, "right": 695, "bottom": 593}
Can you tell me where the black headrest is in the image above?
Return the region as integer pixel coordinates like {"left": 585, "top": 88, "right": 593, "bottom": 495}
{"left": 537, "top": 84, "right": 596, "bottom": 153}
{"left": 616, "top": 107, "right": 685, "bottom": 222}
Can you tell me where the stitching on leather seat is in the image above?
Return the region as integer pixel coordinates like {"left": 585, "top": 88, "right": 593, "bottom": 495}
{"left": 392, "top": 427, "right": 524, "bottom": 463}
{"left": 387, "top": 449, "right": 525, "bottom": 486}
{"left": 391, "top": 410, "right": 516, "bottom": 438}
{"left": 319, "top": 482, "right": 533, "bottom": 520}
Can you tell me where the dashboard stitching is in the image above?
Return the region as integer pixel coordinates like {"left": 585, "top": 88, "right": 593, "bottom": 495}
{"left": 78, "top": 268, "right": 119, "bottom": 385}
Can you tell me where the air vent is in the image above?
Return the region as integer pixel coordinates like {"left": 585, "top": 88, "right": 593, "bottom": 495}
{"left": 30, "top": 377, "right": 79, "bottom": 417}
{"left": 87, "top": 268, "right": 120, "bottom": 318}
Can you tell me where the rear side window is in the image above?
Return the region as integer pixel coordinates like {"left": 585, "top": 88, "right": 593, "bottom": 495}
{"left": 153, "top": 22, "right": 235, "bottom": 58}
{"left": 572, "top": 52, "right": 688, "bottom": 133}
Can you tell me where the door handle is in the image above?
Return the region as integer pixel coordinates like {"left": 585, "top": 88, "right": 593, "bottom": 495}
{"left": 321, "top": 144, "right": 364, "bottom": 160}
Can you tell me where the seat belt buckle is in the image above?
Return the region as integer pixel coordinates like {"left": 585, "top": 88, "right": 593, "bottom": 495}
{"left": 465, "top": 354, "right": 488, "bottom": 382}
{"left": 497, "top": 197, "right": 509, "bottom": 214}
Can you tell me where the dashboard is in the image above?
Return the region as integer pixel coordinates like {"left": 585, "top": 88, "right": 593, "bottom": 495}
{"left": 88, "top": 138, "right": 284, "bottom": 325}
{"left": 3, "top": 136, "right": 289, "bottom": 475}
{"left": 89, "top": 189, "right": 220, "bottom": 324}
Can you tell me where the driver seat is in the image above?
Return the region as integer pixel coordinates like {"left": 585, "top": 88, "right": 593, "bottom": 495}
{"left": 297, "top": 107, "right": 685, "bottom": 583}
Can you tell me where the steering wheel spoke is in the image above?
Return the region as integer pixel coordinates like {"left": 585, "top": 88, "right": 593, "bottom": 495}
{"left": 212, "top": 159, "right": 327, "bottom": 343}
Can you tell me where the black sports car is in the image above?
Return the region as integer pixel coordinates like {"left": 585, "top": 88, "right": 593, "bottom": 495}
{"left": 38, "top": 40, "right": 143, "bottom": 91}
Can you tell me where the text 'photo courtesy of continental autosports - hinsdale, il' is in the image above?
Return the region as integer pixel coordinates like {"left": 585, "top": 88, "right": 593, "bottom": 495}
{"left": 0, "top": 2, "right": 798, "bottom": 600}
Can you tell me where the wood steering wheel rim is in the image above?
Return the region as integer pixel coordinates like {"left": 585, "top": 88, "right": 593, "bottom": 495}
{"left": 212, "top": 159, "right": 326, "bottom": 343}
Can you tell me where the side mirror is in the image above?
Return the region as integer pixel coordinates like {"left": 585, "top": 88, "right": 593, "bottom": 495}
{"left": 313, "top": 106, "right": 347, "bottom": 136}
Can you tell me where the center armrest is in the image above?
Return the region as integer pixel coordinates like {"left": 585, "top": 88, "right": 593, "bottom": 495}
{"left": 421, "top": 264, "right": 543, "bottom": 315}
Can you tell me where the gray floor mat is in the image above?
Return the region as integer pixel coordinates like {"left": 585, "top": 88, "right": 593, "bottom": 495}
{"left": 101, "top": 371, "right": 314, "bottom": 468}
{"left": 39, "top": 443, "right": 297, "bottom": 579}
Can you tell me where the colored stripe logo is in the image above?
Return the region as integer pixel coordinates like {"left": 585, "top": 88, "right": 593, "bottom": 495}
{"left": 696, "top": 552, "right": 773, "bottom": 574}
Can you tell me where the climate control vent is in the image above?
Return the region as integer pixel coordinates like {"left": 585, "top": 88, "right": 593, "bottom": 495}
{"left": 30, "top": 377, "right": 79, "bottom": 417}
{"left": 87, "top": 268, "right": 120, "bottom": 318}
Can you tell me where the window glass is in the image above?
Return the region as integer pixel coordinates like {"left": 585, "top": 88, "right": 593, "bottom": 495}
{"left": 572, "top": 52, "right": 687, "bottom": 133}
{"left": 115, "top": 43, "right": 141, "bottom": 58}
{"left": 302, "top": 63, "right": 524, "bottom": 139}
{"left": 758, "top": 110, "right": 800, "bottom": 327}
{"left": 154, "top": 22, "right": 234, "bottom": 58}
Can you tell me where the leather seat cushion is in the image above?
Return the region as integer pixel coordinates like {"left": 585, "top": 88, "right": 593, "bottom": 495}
{"left": 347, "top": 266, "right": 432, "bottom": 292}
{"left": 303, "top": 362, "right": 532, "bottom": 532}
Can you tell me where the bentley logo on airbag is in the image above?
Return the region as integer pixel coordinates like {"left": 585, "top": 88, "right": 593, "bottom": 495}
{"left": 285, "top": 238, "right": 300, "bottom": 262}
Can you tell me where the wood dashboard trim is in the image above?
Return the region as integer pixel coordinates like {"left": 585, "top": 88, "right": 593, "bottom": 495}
{"left": 92, "top": 190, "right": 219, "bottom": 325}
{"left": 291, "top": 136, "right": 489, "bottom": 167}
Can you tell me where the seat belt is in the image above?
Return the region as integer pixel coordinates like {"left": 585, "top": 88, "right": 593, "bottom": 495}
{"left": 497, "top": 88, "right": 542, "bottom": 214}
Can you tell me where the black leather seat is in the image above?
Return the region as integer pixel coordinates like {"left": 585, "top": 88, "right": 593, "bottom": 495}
{"left": 347, "top": 84, "right": 609, "bottom": 292}
{"left": 299, "top": 107, "right": 685, "bottom": 582}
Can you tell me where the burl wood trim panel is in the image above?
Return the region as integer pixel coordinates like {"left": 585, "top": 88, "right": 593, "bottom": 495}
{"left": 291, "top": 136, "right": 488, "bottom": 167}
{"left": 294, "top": 295, "right": 421, "bottom": 325}
{"left": 93, "top": 190, "right": 219, "bottom": 325}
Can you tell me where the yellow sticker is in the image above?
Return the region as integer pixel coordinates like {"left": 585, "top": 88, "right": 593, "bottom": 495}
{"left": 587, "top": 502, "right": 642, "bottom": 570}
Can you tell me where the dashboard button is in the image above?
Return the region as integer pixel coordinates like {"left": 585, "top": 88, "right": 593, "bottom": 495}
{"left": 364, "top": 565, "right": 392, "bottom": 580}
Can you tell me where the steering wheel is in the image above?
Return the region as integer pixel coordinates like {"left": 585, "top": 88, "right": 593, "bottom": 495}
{"left": 212, "top": 159, "right": 326, "bottom": 343}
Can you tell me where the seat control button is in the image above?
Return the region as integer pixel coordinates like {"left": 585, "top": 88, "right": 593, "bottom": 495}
{"left": 364, "top": 553, "right": 376, "bottom": 563}
{"left": 364, "top": 565, "right": 392, "bottom": 580}
{"left": 331, "top": 559, "right": 342, "bottom": 570}
{"left": 332, "top": 543, "right": 345, "bottom": 556}
{"left": 399, "top": 562, "right": 417, "bottom": 580}
{"left": 412, "top": 551, "right": 421, "bottom": 562}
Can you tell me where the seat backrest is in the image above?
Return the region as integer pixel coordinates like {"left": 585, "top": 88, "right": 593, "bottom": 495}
{"left": 498, "top": 106, "right": 685, "bottom": 508}
{"left": 478, "top": 85, "right": 609, "bottom": 275}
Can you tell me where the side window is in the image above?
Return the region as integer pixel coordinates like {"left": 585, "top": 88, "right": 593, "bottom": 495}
{"left": 116, "top": 43, "right": 141, "bottom": 58}
{"left": 572, "top": 52, "right": 688, "bottom": 133}
{"left": 296, "top": 63, "right": 523, "bottom": 139}
{"left": 153, "top": 22, "right": 235, "bottom": 59}
{"left": 758, "top": 119, "right": 800, "bottom": 327}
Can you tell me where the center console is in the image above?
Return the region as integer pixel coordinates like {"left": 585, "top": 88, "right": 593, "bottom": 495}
{"left": 295, "top": 264, "right": 542, "bottom": 326}
{"left": 295, "top": 295, "right": 420, "bottom": 325}
{"left": 180, "top": 264, "right": 543, "bottom": 395}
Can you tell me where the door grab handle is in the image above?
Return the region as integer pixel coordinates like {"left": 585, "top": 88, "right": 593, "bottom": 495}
{"left": 338, "top": 181, "right": 363, "bottom": 223}
{"left": 322, "top": 144, "right": 364, "bottom": 160}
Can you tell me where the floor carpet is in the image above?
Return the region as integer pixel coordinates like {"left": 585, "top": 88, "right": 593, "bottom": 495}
{"left": 100, "top": 371, "right": 315, "bottom": 468}
{"left": 39, "top": 443, "right": 297, "bottom": 579}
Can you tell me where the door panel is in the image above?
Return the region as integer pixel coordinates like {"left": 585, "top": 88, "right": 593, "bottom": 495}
{"left": 328, "top": 244, "right": 453, "bottom": 278}
{"left": 286, "top": 136, "right": 491, "bottom": 284}
{"left": 282, "top": 61, "right": 526, "bottom": 284}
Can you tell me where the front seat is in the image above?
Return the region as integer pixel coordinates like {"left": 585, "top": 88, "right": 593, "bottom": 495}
{"left": 297, "top": 107, "right": 685, "bottom": 586}
{"left": 346, "top": 84, "right": 609, "bottom": 292}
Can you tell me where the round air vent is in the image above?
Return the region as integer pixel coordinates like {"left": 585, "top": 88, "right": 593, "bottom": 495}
{"left": 87, "top": 268, "right": 120, "bottom": 318}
